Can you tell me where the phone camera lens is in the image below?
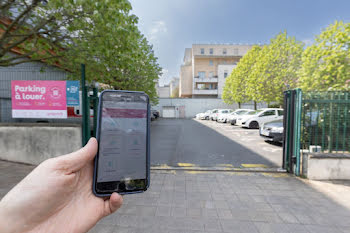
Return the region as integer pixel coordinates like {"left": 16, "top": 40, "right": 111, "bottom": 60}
{"left": 118, "top": 182, "right": 126, "bottom": 191}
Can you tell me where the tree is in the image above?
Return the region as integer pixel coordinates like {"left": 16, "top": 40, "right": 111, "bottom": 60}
{"left": 0, "top": 0, "right": 88, "bottom": 66}
{"left": 298, "top": 21, "right": 350, "bottom": 91}
{"left": 223, "top": 45, "right": 262, "bottom": 107}
{"left": 247, "top": 31, "right": 303, "bottom": 104}
{"left": 0, "top": 0, "right": 162, "bottom": 103}
{"left": 171, "top": 86, "right": 179, "bottom": 98}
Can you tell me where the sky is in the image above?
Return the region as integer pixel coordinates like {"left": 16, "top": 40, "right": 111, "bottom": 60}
{"left": 129, "top": 0, "right": 350, "bottom": 86}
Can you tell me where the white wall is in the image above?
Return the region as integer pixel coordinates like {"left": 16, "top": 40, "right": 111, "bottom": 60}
{"left": 153, "top": 98, "right": 267, "bottom": 118}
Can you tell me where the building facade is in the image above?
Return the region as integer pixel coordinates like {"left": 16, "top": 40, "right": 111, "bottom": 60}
{"left": 179, "top": 44, "right": 253, "bottom": 98}
{"left": 156, "top": 81, "right": 170, "bottom": 98}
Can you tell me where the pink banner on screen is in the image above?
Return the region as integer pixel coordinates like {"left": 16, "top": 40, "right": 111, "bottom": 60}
{"left": 103, "top": 108, "right": 147, "bottom": 118}
{"left": 11, "top": 80, "right": 67, "bottom": 118}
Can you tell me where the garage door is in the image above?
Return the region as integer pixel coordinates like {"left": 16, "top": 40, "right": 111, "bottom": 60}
{"left": 162, "top": 106, "right": 175, "bottom": 118}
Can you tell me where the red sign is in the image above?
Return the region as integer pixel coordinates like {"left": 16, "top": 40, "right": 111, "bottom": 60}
{"left": 11, "top": 80, "right": 67, "bottom": 118}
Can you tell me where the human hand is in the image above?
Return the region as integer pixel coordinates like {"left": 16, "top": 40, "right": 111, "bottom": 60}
{"left": 0, "top": 138, "right": 123, "bottom": 233}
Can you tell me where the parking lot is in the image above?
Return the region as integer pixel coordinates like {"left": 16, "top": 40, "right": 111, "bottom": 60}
{"left": 151, "top": 118, "right": 282, "bottom": 169}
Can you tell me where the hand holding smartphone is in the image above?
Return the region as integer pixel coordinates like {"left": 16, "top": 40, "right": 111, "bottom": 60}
{"left": 93, "top": 90, "right": 150, "bottom": 196}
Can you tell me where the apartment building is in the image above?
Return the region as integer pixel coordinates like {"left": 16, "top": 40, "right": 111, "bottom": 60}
{"left": 179, "top": 44, "right": 254, "bottom": 98}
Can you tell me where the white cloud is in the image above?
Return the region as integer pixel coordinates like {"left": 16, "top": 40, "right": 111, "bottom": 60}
{"left": 148, "top": 20, "right": 167, "bottom": 41}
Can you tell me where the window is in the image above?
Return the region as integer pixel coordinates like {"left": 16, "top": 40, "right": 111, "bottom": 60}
{"left": 200, "top": 48, "right": 204, "bottom": 54}
{"left": 224, "top": 70, "right": 228, "bottom": 78}
{"left": 278, "top": 110, "right": 284, "bottom": 116}
{"left": 198, "top": 71, "right": 205, "bottom": 78}
{"left": 260, "top": 110, "right": 275, "bottom": 117}
{"left": 223, "top": 48, "right": 227, "bottom": 54}
{"left": 209, "top": 71, "right": 214, "bottom": 77}
{"left": 197, "top": 83, "right": 205, "bottom": 89}
{"left": 209, "top": 60, "right": 213, "bottom": 66}
{"left": 210, "top": 48, "right": 213, "bottom": 54}
{"left": 233, "top": 48, "right": 238, "bottom": 55}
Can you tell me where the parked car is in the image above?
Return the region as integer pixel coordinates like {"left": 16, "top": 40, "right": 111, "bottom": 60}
{"left": 225, "top": 109, "right": 254, "bottom": 124}
{"left": 151, "top": 109, "right": 160, "bottom": 121}
{"left": 195, "top": 112, "right": 204, "bottom": 119}
{"left": 200, "top": 110, "right": 214, "bottom": 120}
{"left": 236, "top": 108, "right": 284, "bottom": 129}
{"left": 216, "top": 109, "right": 234, "bottom": 122}
{"left": 209, "top": 109, "right": 219, "bottom": 121}
{"left": 259, "top": 119, "right": 284, "bottom": 143}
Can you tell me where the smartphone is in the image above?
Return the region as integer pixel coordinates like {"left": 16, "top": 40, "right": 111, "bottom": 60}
{"left": 93, "top": 90, "right": 150, "bottom": 196}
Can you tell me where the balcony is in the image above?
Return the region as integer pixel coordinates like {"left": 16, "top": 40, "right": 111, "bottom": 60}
{"left": 194, "top": 76, "right": 218, "bottom": 83}
{"left": 193, "top": 89, "right": 218, "bottom": 95}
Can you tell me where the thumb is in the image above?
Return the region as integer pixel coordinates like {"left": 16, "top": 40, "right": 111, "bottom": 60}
{"left": 58, "top": 137, "right": 98, "bottom": 172}
{"left": 103, "top": 193, "right": 123, "bottom": 217}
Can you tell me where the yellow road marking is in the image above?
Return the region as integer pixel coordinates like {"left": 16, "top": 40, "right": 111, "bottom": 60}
{"left": 217, "top": 164, "right": 234, "bottom": 167}
{"left": 262, "top": 172, "right": 289, "bottom": 178}
{"left": 177, "top": 163, "right": 195, "bottom": 167}
{"left": 241, "top": 164, "right": 268, "bottom": 168}
{"left": 185, "top": 171, "right": 209, "bottom": 175}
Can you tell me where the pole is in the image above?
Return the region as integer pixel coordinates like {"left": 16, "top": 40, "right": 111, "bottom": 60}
{"left": 81, "top": 64, "right": 90, "bottom": 146}
{"left": 92, "top": 87, "right": 98, "bottom": 137}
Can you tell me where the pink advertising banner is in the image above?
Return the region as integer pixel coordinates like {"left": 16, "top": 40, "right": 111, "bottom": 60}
{"left": 11, "top": 80, "right": 67, "bottom": 118}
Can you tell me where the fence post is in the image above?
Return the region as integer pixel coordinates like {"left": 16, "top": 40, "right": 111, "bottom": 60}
{"left": 293, "top": 89, "right": 302, "bottom": 176}
{"left": 81, "top": 64, "right": 90, "bottom": 146}
{"left": 328, "top": 93, "right": 334, "bottom": 153}
{"left": 92, "top": 87, "right": 98, "bottom": 137}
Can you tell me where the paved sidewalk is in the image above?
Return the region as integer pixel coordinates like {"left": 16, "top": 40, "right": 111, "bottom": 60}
{"left": 1, "top": 161, "right": 350, "bottom": 233}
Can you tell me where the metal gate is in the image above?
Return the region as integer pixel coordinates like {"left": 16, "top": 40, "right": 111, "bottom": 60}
{"left": 283, "top": 89, "right": 302, "bottom": 175}
{"left": 283, "top": 89, "right": 350, "bottom": 175}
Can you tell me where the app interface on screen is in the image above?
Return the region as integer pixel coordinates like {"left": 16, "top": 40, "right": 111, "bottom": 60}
{"left": 97, "top": 96, "right": 147, "bottom": 183}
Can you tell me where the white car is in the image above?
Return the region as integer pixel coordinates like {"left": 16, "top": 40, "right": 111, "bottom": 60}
{"left": 209, "top": 109, "right": 219, "bottom": 121}
{"left": 236, "top": 108, "right": 284, "bottom": 129}
{"left": 226, "top": 109, "right": 255, "bottom": 125}
{"left": 195, "top": 112, "right": 204, "bottom": 119}
{"left": 200, "top": 110, "right": 214, "bottom": 120}
{"left": 216, "top": 109, "right": 234, "bottom": 123}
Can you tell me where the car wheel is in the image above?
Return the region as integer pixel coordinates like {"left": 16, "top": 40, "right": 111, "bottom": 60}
{"left": 249, "top": 121, "right": 259, "bottom": 129}
{"left": 205, "top": 116, "right": 209, "bottom": 120}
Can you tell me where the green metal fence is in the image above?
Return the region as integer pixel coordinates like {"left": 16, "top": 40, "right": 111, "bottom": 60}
{"left": 283, "top": 90, "right": 350, "bottom": 176}
{"left": 301, "top": 91, "right": 350, "bottom": 154}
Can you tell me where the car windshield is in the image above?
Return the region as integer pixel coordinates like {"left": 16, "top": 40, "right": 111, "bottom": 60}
{"left": 247, "top": 110, "right": 263, "bottom": 115}
{"left": 237, "top": 111, "right": 249, "bottom": 115}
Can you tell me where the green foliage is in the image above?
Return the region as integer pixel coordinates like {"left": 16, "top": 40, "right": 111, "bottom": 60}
{"left": 0, "top": 0, "right": 161, "bottom": 103}
{"left": 223, "top": 45, "right": 261, "bottom": 104}
{"left": 248, "top": 31, "right": 303, "bottom": 104}
{"left": 298, "top": 21, "right": 350, "bottom": 91}
{"left": 171, "top": 86, "right": 179, "bottom": 98}
{"left": 224, "top": 32, "right": 303, "bottom": 105}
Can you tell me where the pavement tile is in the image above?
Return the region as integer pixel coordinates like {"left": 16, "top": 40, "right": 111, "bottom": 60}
{"left": 305, "top": 224, "right": 341, "bottom": 233}
{"left": 186, "top": 208, "right": 202, "bottom": 217}
{"left": 155, "top": 206, "right": 172, "bottom": 217}
{"left": 220, "top": 220, "right": 259, "bottom": 233}
{"left": 277, "top": 212, "right": 300, "bottom": 224}
{"left": 171, "top": 207, "right": 187, "bottom": 217}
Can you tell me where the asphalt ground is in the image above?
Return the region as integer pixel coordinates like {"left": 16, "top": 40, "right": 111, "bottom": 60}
{"left": 150, "top": 118, "right": 283, "bottom": 169}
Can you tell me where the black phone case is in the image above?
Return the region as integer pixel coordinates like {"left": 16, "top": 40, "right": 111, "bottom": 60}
{"left": 92, "top": 90, "right": 151, "bottom": 197}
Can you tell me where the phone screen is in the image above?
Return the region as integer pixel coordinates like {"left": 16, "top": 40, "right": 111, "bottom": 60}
{"left": 94, "top": 91, "right": 149, "bottom": 194}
